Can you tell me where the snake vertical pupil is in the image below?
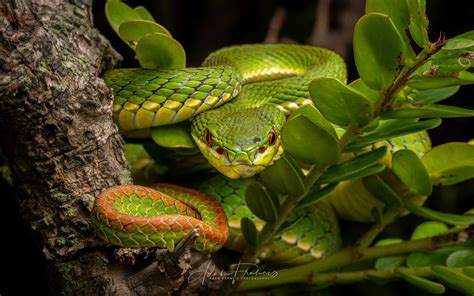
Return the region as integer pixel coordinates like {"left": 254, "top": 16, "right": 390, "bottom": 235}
{"left": 204, "top": 130, "right": 213, "bottom": 147}
{"left": 268, "top": 128, "right": 277, "bottom": 146}
{"left": 216, "top": 147, "right": 224, "bottom": 155}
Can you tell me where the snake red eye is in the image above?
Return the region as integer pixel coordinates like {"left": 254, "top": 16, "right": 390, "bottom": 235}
{"left": 216, "top": 147, "right": 224, "bottom": 155}
{"left": 268, "top": 128, "right": 277, "bottom": 146}
{"left": 203, "top": 130, "right": 212, "bottom": 147}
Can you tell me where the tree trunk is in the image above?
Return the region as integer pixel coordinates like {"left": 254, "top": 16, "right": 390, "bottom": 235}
{"left": 0, "top": 0, "right": 208, "bottom": 294}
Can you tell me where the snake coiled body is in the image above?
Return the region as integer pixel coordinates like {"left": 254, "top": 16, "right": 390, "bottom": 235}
{"left": 95, "top": 44, "right": 430, "bottom": 257}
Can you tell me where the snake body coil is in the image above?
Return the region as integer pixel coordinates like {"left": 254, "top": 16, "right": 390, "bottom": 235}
{"left": 96, "top": 44, "right": 431, "bottom": 256}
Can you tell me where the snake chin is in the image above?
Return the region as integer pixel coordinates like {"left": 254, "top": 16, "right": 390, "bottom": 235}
{"left": 218, "top": 164, "right": 265, "bottom": 179}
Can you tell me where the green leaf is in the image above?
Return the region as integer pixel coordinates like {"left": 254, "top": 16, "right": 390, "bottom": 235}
{"left": 245, "top": 183, "right": 278, "bottom": 223}
{"left": 408, "top": 71, "right": 474, "bottom": 89}
{"left": 259, "top": 153, "right": 305, "bottom": 196}
{"left": 381, "top": 104, "right": 474, "bottom": 119}
{"left": 407, "top": 248, "right": 461, "bottom": 268}
{"left": 421, "top": 142, "right": 474, "bottom": 185}
{"left": 411, "top": 221, "right": 449, "bottom": 240}
{"left": 289, "top": 104, "right": 338, "bottom": 139}
{"left": 442, "top": 38, "right": 474, "bottom": 50}
{"left": 464, "top": 266, "right": 474, "bottom": 278}
{"left": 406, "top": 0, "right": 429, "bottom": 48}
{"left": 375, "top": 238, "right": 405, "bottom": 270}
{"left": 240, "top": 217, "right": 258, "bottom": 247}
{"left": 151, "top": 122, "right": 196, "bottom": 149}
{"left": 446, "top": 249, "right": 474, "bottom": 267}
{"left": 365, "top": 0, "right": 416, "bottom": 60}
{"left": 296, "top": 183, "right": 339, "bottom": 210}
{"left": 105, "top": 1, "right": 142, "bottom": 35}
{"left": 134, "top": 6, "right": 156, "bottom": 22}
{"left": 410, "top": 86, "right": 460, "bottom": 104}
{"left": 432, "top": 266, "right": 474, "bottom": 294}
{"left": 309, "top": 78, "right": 374, "bottom": 126}
{"left": 407, "top": 203, "right": 474, "bottom": 225}
{"left": 353, "top": 13, "right": 406, "bottom": 90}
{"left": 345, "top": 119, "right": 442, "bottom": 152}
{"left": 391, "top": 149, "right": 432, "bottom": 195}
{"left": 119, "top": 20, "right": 171, "bottom": 49}
{"left": 349, "top": 78, "right": 383, "bottom": 103}
{"left": 456, "top": 30, "right": 474, "bottom": 40}
{"left": 135, "top": 33, "right": 186, "bottom": 69}
{"left": 375, "top": 255, "right": 406, "bottom": 270}
{"left": 396, "top": 270, "right": 445, "bottom": 294}
{"left": 363, "top": 174, "right": 403, "bottom": 208}
{"left": 282, "top": 114, "right": 340, "bottom": 165}
{"left": 318, "top": 146, "right": 388, "bottom": 184}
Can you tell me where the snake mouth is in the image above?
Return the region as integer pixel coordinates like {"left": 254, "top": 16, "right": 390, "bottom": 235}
{"left": 217, "top": 164, "right": 265, "bottom": 179}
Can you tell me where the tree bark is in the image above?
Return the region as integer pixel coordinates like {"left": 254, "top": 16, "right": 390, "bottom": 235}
{"left": 0, "top": 0, "right": 205, "bottom": 294}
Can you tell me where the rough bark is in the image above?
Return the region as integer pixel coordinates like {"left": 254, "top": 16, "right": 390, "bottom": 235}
{"left": 0, "top": 0, "right": 206, "bottom": 294}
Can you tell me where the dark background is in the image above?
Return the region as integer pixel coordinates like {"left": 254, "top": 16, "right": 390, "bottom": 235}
{"left": 1, "top": 0, "right": 473, "bottom": 295}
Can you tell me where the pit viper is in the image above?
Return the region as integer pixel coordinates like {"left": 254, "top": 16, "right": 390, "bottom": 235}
{"left": 92, "top": 44, "right": 431, "bottom": 261}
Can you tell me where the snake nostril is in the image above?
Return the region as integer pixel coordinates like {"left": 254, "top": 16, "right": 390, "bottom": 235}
{"left": 258, "top": 146, "right": 266, "bottom": 154}
{"left": 216, "top": 147, "right": 224, "bottom": 155}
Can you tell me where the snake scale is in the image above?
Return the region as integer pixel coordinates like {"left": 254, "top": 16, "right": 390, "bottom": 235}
{"left": 93, "top": 44, "right": 431, "bottom": 262}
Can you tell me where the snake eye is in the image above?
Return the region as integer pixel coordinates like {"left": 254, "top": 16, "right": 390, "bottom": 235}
{"left": 216, "top": 147, "right": 224, "bottom": 155}
{"left": 203, "top": 130, "right": 212, "bottom": 147}
{"left": 268, "top": 128, "right": 277, "bottom": 146}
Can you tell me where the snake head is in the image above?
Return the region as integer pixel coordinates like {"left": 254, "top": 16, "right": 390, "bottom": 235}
{"left": 191, "top": 104, "right": 286, "bottom": 179}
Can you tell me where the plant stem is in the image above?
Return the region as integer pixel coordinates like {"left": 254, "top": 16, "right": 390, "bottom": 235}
{"left": 239, "top": 125, "right": 361, "bottom": 265}
{"left": 378, "top": 36, "right": 446, "bottom": 113}
{"left": 237, "top": 225, "right": 473, "bottom": 290}
{"left": 356, "top": 207, "right": 402, "bottom": 248}
{"left": 308, "top": 266, "right": 463, "bottom": 288}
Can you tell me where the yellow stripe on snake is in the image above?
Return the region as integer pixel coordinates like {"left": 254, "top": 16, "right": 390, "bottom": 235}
{"left": 93, "top": 44, "right": 431, "bottom": 263}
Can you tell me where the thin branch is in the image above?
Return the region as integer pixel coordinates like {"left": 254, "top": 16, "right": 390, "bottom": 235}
{"left": 237, "top": 225, "right": 473, "bottom": 290}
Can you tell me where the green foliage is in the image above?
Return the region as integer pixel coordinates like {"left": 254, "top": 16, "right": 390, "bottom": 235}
{"left": 391, "top": 149, "right": 432, "bottom": 196}
{"left": 282, "top": 113, "right": 339, "bottom": 165}
{"left": 150, "top": 122, "right": 197, "bottom": 149}
{"left": 410, "top": 221, "right": 449, "bottom": 239}
{"left": 432, "top": 266, "right": 474, "bottom": 294}
{"left": 296, "top": 183, "right": 338, "bottom": 210}
{"left": 344, "top": 119, "right": 441, "bottom": 152}
{"left": 374, "top": 238, "right": 406, "bottom": 270}
{"left": 446, "top": 249, "right": 474, "bottom": 268}
{"left": 363, "top": 175, "right": 402, "bottom": 208}
{"left": 258, "top": 153, "right": 305, "bottom": 196}
{"left": 421, "top": 142, "right": 474, "bottom": 185}
{"left": 245, "top": 183, "right": 279, "bottom": 223}
{"left": 106, "top": 0, "right": 185, "bottom": 69}
{"left": 407, "top": 203, "right": 474, "bottom": 225}
{"left": 309, "top": 78, "right": 374, "bottom": 126}
{"left": 353, "top": 13, "right": 405, "bottom": 90}
{"left": 317, "top": 147, "right": 387, "bottom": 184}
{"left": 396, "top": 270, "right": 446, "bottom": 294}
{"left": 406, "top": 0, "right": 429, "bottom": 48}
{"left": 241, "top": 217, "right": 258, "bottom": 247}
{"left": 136, "top": 33, "right": 186, "bottom": 69}
{"left": 119, "top": 20, "right": 171, "bottom": 49}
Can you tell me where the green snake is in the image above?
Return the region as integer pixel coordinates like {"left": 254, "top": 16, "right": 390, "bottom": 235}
{"left": 93, "top": 44, "right": 431, "bottom": 260}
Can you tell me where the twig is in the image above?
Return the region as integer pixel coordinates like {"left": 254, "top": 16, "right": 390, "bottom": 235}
{"left": 237, "top": 225, "right": 473, "bottom": 290}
